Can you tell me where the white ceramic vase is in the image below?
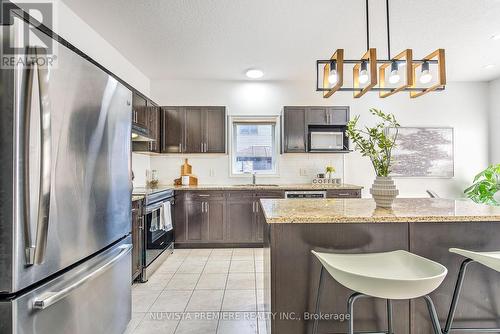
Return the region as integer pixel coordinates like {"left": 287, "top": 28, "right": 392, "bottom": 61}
{"left": 370, "top": 176, "right": 399, "bottom": 208}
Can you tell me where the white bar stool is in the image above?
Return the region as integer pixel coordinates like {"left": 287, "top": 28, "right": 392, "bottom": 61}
{"left": 311, "top": 250, "right": 448, "bottom": 334}
{"left": 443, "top": 248, "right": 500, "bottom": 333}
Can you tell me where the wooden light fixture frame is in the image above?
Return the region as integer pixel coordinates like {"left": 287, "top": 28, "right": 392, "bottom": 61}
{"left": 410, "top": 49, "right": 446, "bottom": 98}
{"left": 353, "top": 48, "right": 377, "bottom": 98}
{"left": 378, "top": 49, "right": 413, "bottom": 98}
{"left": 322, "top": 49, "right": 344, "bottom": 98}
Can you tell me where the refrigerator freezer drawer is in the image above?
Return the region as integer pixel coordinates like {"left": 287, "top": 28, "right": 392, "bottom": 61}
{"left": 0, "top": 238, "right": 132, "bottom": 334}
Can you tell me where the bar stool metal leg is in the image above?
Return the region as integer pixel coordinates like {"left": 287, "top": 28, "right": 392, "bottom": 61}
{"left": 387, "top": 300, "right": 393, "bottom": 334}
{"left": 423, "top": 295, "right": 442, "bottom": 334}
{"left": 312, "top": 266, "right": 325, "bottom": 334}
{"left": 347, "top": 292, "right": 367, "bottom": 334}
{"left": 443, "top": 259, "right": 473, "bottom": 334}
{"left": 443, "top": 258, "right": 500, "bottom": 333}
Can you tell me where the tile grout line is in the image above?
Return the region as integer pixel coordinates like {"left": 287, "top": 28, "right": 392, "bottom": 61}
{"left": 172, "top": 248, "right": 213, "bottom": 334}
{"left": 132, "top": 249, "right": 192, "bottom": 333}
{"left": 215, "top": 248, "right": 234, "bottom": 334}
{"left": 254, "top": 248, "right": 260, "bottom": 334}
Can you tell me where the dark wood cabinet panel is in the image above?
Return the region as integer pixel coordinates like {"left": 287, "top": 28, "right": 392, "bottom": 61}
{"left": 147, "top": 105, "right": 161, "bottom": 152}
{"left": 326, "top": 189, "right": 361, "bottom": 198}
{"left": 174, "top": 189, "right": 359, "bottom": 246}
{"left": 131, "top": 199, "right": 143, "bottom": 281}
{"left": 328, "top": 107, "right": 349, "bottom": 125}
{"left": 283, "top": 106, "right": 350, "bottom": 154}
{"left": 185, "top": 107, "right": 204, "bottom": 153}
{"left": 307, "top": 107, "right": 329, "bottom": 125}
{"left": 205, "top": 107, "right": 226, "bottom": 153}
{"left": 161, "top": 107, "right": 185, "bottom": 153}
{"left": 207, "top": 200, "right": 225, "bottom": 241}
{"left": 173, "top": 198, "right": 186, "bottom": 242}
{"left": 132, "top": 92, "right": 148, "bottom": 128}
{"left": 160, "top": 106, "right": 226, "bottom": 154}
{"left": 226, "top": 198, "right": 255, "bottom": 243}
{"left": 283, "top": 107, "right": 306, "bottom": 153}
{"left": 186, "top": 200, "right": 207, "bottom": 241}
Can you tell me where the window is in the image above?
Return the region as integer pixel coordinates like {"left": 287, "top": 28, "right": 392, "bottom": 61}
{"left": 231, "top": 118, "right": 278, "bottom": 175}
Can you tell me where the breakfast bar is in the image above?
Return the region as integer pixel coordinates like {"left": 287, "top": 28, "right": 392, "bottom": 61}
{"left": 259, "top": 198, "right": 500, "bottom": 334}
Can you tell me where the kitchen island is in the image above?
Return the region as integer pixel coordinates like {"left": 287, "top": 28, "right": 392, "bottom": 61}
{"left": 259, "top": 198, "right": 500, "bottom": 334}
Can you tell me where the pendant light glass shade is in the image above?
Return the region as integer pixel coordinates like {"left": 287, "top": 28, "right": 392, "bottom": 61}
{"left": 419, "top": 61, "right": 432, "bottom": 84}
{"left": 327, "top": 60, "right": 338, "bottom": 84}
{"left": 359, "top": 61, "right": 369, "bottom": 84}
{"left": 388, "top": 61, "right": 400, "bottom": 84}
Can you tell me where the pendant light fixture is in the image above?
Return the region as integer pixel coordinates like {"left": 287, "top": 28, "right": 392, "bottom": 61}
{"left": 316, "top": 0, "right": 446, "bottom": 98}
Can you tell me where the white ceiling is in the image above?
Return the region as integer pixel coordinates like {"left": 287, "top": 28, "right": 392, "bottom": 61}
{"left": 62, "top": 0, "right": 500, "bottom": 82}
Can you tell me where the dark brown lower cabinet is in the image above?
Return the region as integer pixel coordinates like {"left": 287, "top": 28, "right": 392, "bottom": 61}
{"left": 186, "top": 199, "right": 206, "bottom": 241}
{"left": 174, "top": 189, "right": 357, "bottom": 246}
{"left": 326, "top": 189, "right": 361, "bottom": 198}
{"left": 207, "top": 200, "right": 225, "bottom": 241}
{"left": 226, "top": 197, "right": 255, "bottom": 243}
{"left": 131, "top": 199, "right": 143, "bottom": 281}
{"left": 175, "top": 193, "right": 225, "bottom": 245}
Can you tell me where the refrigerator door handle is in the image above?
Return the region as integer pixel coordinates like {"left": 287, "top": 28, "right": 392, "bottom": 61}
{"left": 23, "top": 47, "right": 52, "bottom": 265}
{"left": 33, "top": 244, "right": 132, "bottom": 310}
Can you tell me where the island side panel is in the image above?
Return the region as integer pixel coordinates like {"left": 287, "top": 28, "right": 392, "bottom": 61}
{"left": 268, "top": 222, "right": 410, "bottom": 334}
{"left": 409, "top": 222, "right": 500, "bottom": 334}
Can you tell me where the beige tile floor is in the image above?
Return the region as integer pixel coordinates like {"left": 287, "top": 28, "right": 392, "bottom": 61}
{"left": 126, "top": 248, "right": 266, "bottom": 334}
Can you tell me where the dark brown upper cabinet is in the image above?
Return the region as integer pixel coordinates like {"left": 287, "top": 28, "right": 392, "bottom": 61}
{"left": 283, "top": 107, "right": 306, "bottom": 153}
{"left": 204, "top": 107, "right": 226, "bottom": 153}
{"left": 161, "top": 106, "right": 226, "bottom": 154}
{"left": 132, "top": 94, "right": 161, "bottom": 153}
{"left": 161, "top": 107, "right": 185, "bottom": 153}
{"left": 147, "top": 102, "right": 161, "bottom": 153}
{"left": 282, "top": 106, "right": 349, "bottom": 153}
{"left": 132, "top": 92, "right": 148, "bottom": 128}
{"left": 307, "top": 106, "right": 349, "bottom": 126}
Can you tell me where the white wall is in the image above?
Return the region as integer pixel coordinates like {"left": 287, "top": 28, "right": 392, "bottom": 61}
{"left": 489, "top": 78, "right": 500, "bottom": 164}
{"left": 53, "top": 0, "right": 150, "bottom": 94}
{"left": 147, "top": 79, "right": 489, "bottom": 199}
{"left": 16, "top": 0, "right": 153, "bottom": 184}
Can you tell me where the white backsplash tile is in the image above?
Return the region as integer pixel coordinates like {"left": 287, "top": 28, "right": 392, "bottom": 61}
{"left": 149, "top": 154, "right": 345, "bottom": 185}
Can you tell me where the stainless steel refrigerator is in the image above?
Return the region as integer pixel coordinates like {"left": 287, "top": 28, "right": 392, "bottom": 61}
{"left": 0, "top": 11, "right": 133, "bottom": 334}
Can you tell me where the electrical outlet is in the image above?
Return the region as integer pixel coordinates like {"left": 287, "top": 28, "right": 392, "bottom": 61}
{"left": 299, "top": 168, "right": 308, "bottom": 176}
{"left": 209, "top": 168, "right": 216, "bottom": 177}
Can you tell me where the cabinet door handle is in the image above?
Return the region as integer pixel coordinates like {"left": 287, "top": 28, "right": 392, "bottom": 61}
{"left": 198, "top": 194, "right": 210, "bottom": 197}
{"left": 252, "top": 201, "right": 255, "bottom": 213}
{"left": 201, "top": 142, "right": 203, "bottom": 152}
{"left": 178, "top": 143, "right": 182, "bottom": 153}
{"left": 205, "top": 202, "right": 209, "bottom": 213}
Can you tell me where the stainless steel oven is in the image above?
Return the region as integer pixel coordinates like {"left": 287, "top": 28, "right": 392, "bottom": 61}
{"left": 142, "top": 189, "right": 174, "bottom": 281}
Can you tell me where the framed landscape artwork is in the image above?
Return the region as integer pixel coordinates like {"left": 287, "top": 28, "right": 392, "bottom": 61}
{"left": 388, "top": 127, "right": 454, "bottom": 178}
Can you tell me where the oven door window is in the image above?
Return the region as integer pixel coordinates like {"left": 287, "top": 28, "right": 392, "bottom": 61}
{"left": 148, "top": 209, "right": 165, "bottom": 244}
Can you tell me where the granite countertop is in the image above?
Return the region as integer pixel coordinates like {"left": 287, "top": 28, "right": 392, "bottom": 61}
{"left": 132, "top": 185, "right": 174, "bottom": 195}
{"left": 260, "top": 198, "right": 500, "bottom": 223}
{"left": 171, "top": 183, "right": 363, "bottom": 191}
{"left": 132, "top": 195, "right": 145, "bottom": 202}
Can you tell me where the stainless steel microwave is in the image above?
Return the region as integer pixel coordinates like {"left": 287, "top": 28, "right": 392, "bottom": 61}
{"left": 308, "top": 130, "right": 346, "bottom": 151}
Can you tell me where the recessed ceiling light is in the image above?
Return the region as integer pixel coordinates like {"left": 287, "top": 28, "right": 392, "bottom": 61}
{"left": 491, "top": 34, "right": 500, "bottom": 40}
{"left": 484, "top": 64, "right": 496, "bottom": 69}
{"left": 245, "top": 69, "right": 264, "bottom": 79}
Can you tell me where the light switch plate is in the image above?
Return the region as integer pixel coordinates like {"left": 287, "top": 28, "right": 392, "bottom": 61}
{"left": 299, "top": 168, "right": 308, "bottom": 176}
